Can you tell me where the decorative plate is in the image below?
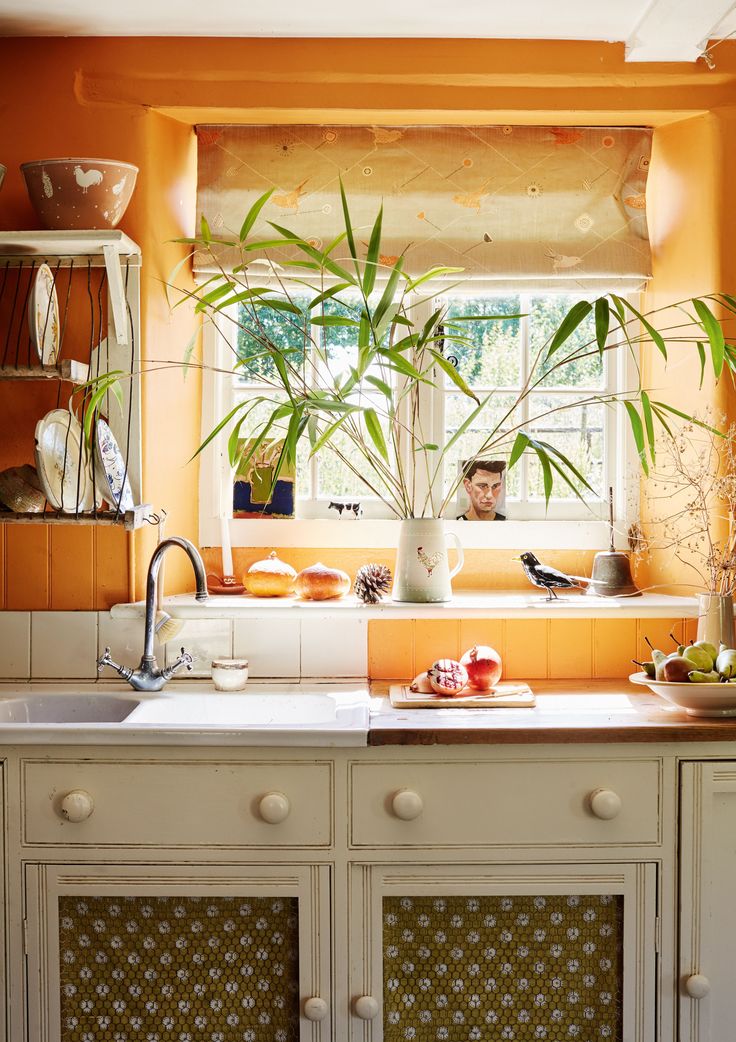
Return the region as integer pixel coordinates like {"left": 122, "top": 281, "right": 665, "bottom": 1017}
{"left": 27, "top": 263, "right": 60, "bottom": 365}
{"left": 93, "top": 417, "right": 134, "bottom": 512}
{"left": 629, "top": 671, "right": 736, "bottom": 717}
{"left": 34, "top": 408, "right": 95, "bottom": 512}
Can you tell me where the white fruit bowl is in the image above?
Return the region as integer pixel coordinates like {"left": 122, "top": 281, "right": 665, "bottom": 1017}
{"left": 629, "top": 671, "right": 736, "bottom": 717}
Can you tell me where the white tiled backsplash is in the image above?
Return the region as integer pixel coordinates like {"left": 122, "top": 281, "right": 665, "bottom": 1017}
{"left": 0, "top": 611, "right": 369, "bottom": 681}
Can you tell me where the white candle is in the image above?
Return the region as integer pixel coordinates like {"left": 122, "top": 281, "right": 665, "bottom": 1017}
{"left": 220, "top": 515, "right": 233, "bottom": 577}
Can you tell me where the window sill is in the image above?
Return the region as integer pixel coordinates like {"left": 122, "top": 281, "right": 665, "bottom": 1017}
{"left": 111, "top": 590, "right": 697, "bottom": 622}
{"left": 200, "top": 518, "right": 630, "bottom": 551}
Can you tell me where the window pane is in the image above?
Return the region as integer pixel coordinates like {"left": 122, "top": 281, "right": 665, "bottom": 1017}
{"left": 443, "top": 392, "right": 521, "bottom": 498}
{"left": 527, "top": 394, "right": 605, "bottom": 499}
{"left": 529, "top": 294, "right": 604, "bottom": 389}
{"left": 444, "top": 294, "right": 522, "bottom": 387}
{"left": 317, "top": 399, "right": 389, "bottom": 500}
{"left": 236, "top": 296, "right": 308, "bottom": 382}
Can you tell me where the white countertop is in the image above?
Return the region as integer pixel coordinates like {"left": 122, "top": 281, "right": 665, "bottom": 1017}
{"left": 111, "top": 591, "right": 699, "bottom": 621}
{"left": 0, "top": 682, "right": 370, "bottom": 746}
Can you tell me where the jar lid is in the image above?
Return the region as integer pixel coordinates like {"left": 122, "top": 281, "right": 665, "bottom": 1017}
{"left": 211, "top": 658, "right": 249, "bottom": 669}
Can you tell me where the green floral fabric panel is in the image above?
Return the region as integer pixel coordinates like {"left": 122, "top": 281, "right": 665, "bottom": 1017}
{"left": 383, "top": 894, "right": 622, "bottom": 1041}
{"left": 58, "top": 895, "right": 300, "bottom": 1042}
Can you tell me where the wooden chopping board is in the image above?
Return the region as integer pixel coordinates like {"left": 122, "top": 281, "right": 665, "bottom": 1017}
{"left": 389, "top": 682, "right": 535, "bottom": 709}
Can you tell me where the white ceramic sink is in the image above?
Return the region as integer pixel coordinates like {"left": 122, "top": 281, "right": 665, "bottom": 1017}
{"left": 0, "top": 693, "right": 140, "bottom": 724}
{"left": 0, "top": 683, "right": 370, "bottom": 746}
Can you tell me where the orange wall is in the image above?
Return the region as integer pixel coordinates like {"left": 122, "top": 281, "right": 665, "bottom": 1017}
{"left": 1, "top": 38, "right": 736, "bottom": 608}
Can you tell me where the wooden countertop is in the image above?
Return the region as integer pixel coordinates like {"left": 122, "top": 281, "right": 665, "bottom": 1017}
{"left": 368, "top": 680, "right": 736, "bottom": 745}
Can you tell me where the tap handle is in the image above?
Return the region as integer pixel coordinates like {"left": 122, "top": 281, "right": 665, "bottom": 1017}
{"left": 162, "top": 648, "right": 193, "bottom": 681}
{"left": 97, "top": 647, "right": 133, "bottom": 682}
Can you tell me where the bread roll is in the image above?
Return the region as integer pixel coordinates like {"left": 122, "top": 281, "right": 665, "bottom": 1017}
{"left": 296, "top": 562, "right": 351, "bottom": 600}
{"left": 244, "top": 551, "right": 297, "bottom": 597}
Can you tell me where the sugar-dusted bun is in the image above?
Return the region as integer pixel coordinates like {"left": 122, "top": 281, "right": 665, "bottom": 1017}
{"left": 296, "top": 562, "right": 351, "bottom": 600}
{"left": 244, "top": 551, "right": 297, "bottom": 597}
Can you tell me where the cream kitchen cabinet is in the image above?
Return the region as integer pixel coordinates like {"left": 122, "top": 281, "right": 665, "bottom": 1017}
{"left": 0, "top": 743, "right": 679, "bottom": 1042}
{"left": 679, "top": 760, "right": 736, "bottom": 1042}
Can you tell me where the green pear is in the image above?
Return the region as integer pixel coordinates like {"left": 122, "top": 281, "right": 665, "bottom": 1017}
{"left": 683, "top": 645, "right": 717, "bottom": 672}
{"left": 688, "top": 670, "right": 721, "bottom": 683}
{"left": 641, "top": 661, "right": 655, "bottom": 678}
{"left": 662, "top": 655, "right": 695, "bottom": 683}
{"left": 693, "top": 640, "right": 718, "bottom": 664}
{"left": 716, "top": 648, "right": 736, "bottom": 679}
{"left": 692, "top": 641, "right": 713, "bottom": 666}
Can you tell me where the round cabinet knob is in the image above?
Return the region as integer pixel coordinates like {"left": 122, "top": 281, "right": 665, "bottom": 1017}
{"left": 258, "top": 791, "right": 290, "bottom": 824}
{"left": 588, "top": 788, "right": 622, "bottom": 820}
{"left": 60, "top": 789, "right": 95, "bottom": 823}
{"left": 303, "top": 997, "right": 328, "bottom": 1021}
{"left": 685, "top": 974, "right": 711, "bottom": 999}
{"left": 391, "top": 789, "right": 423, "bottom": 821}
{"left": 354, "top": 995, "right": 380, "bottom": 1020}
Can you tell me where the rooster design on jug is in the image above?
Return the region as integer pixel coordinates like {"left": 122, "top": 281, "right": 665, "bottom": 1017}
{"left": 417, "top": 545, "right": 445, "bottom": 577}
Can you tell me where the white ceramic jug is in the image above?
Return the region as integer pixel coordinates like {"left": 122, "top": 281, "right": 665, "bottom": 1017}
{"left": 392, "top": 519, "right": 464, "bottom": 602}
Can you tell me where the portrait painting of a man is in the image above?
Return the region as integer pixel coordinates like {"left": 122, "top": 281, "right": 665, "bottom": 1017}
{"left": 456, "top": 458, "right": 507, "bottom": 521}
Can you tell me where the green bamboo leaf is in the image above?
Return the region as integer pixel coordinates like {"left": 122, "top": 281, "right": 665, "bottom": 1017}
{"left": 194, "top": 282, "right": 235, "bottom": 313}
{"left": 532, "top": 443, "right": 554, "bottom": 504}
{"left": 310, "top": 315, "right": 360, "bottom": 328}
{"left": 363, "top": 407, "right": 389, "bottom": 462}
{"left": 651, "top": 400, "right": 726, "bottom": 438}
{"left": 611, "top": 294, "right": 667, "bottom": 361}
{"left": 624, "top": 400, "right": 648, "bottom": 475}
{"left": 693, "top": 298, "right": 725, "bottom": 377}
{"left": 363, "top": 205, "right": 383, "bottom": 296}
{"left": 181, "top": 325, "right": 200, "bottom": 379}
{"left": 415, "top": 443, "right": 439, "bottom": 451}
{"left": 239, "top": 188, "right": 274, "bottom": 241}
{"left": 640, "top": 390, "right": 656, "bottom": 464}
{"left": 163, "top": 249, "right": 196, "bottom": 310}
{"left": 200, "top": 214, "right": 212, "bottom": 242}
{"left": 447, "top": 313, "right": 525, "bottom": 323}
{"left": 429, "top": 349, "right": 480, "bottom": 404}
{"left": 440, "top": 394, "right": 492, "bottom": 458}
{"left": 268, "top": 221, "right": 357, "bottom": 284}
{"left": 650, "top": 404, "right": 674, "bottom": 438}
{"left": 405, "top": 266, "right": 464, "bottom": 293}
{"left": 379, "top": 352, "right": 427, "bottom": 382}
{"left": 339, "top": 178, "right": 358, "bottom": 263}
{"left": 528, "top": 437, "right": 596, "bottom": 494}
{"left": 241, "top": 237, "right": 302, "bottom": 251}
{"left": 697, "top": 342, "right": 706, "bottom": 390}
{"left": 508, "top": 432, "right": 531, "bottom": 469}
{"left": 308, "top": 414, "right": 350, "bottom": 457}
{"left": 373, "top": 256, "right": 404, "bottom": 333}
{"left": 364, "top": 375, "right": 393, "bottom": 399}
{"left": 546, "top": 300, "right": 592, "bottom": 357}
{"left": 308, "top": 283, "right": 352, "bottom": 309}
{"left": 258, "top": 298, "right": 304, "bottom": 316}
{"left": 189, "top": 400, "right": 257, "bottom": 462}
{"left": 594, "top": 297, "right": 610, "bottom": 356}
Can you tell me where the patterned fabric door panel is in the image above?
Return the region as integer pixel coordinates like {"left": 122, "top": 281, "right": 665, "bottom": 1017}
{"left": 382, "top": 894, "right": 623, "bottom": 1042}
{"left": 57, "top": 895, "right": 300, "bottom": 1042}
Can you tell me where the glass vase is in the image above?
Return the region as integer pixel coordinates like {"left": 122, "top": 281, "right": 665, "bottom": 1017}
{"left": 696, "top": 592, "right": 735, "bottom": 648}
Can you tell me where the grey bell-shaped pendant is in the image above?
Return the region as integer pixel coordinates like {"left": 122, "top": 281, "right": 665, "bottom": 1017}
{"left": 586, "top": 488, "right": 641, "bottom": 597}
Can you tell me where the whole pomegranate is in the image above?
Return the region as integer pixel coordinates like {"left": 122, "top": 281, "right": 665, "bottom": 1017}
{"left": 460, "top": 644, "right": 502, "bottom": 691}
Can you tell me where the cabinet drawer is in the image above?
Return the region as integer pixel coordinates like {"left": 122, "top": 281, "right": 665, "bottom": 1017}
{"left": 22, "top": 759, "right": 333, "bottom": 848}
{"left": 350, "top": 758, "right": 660, "bottom": 848}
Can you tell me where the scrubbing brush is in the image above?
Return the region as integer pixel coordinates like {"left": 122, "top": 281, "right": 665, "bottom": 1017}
{"left": 152, "top": 510, "right": 185, "bottom": 645}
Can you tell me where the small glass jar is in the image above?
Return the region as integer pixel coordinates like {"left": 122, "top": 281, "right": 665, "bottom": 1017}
{"left": 210, "top": 658, "right": 249, "bottom": 692}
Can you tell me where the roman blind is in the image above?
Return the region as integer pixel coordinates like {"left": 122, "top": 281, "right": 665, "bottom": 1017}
{"left": 196, "top": 124, "right": 652, "bottom": 290}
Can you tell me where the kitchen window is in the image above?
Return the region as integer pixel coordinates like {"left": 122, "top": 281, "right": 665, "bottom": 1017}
{"left": 199, "top": 286, "right": 639, "bottom": 550}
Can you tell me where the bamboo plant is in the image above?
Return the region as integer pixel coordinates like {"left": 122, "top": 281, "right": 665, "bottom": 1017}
{"left": 168, "top": 185, "right": 735, "bottom": 519}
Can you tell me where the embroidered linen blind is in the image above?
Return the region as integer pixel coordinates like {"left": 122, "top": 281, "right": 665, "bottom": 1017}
{"left": 196, "top": 124, "right": 652, "bottom": 290}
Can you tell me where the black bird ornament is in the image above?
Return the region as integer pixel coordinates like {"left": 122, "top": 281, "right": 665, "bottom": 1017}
{"left": 514, "top": 551, "right": 590, "bottom": 600}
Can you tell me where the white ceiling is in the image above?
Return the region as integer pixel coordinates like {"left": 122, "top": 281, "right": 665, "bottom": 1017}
{"left": 0, "top": 0, "right": 735, "bottom": 63}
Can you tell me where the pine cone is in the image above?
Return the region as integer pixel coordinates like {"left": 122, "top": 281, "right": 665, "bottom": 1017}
{"left": 354, "top": 563, "right": 392, "bottom": 604}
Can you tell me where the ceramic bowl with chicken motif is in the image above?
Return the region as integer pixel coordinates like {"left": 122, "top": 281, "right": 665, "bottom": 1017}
{"left": 21, "top": 158, "right": 138, "bottom": 229}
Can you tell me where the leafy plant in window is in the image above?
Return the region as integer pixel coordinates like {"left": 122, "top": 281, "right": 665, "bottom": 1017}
{"left": 172, "top": 186, "right": 733, "bottom": 520}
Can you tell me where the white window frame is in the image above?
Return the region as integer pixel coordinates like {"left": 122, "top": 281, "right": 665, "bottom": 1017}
{"left": 199, "top": 288, "right": 641, "bottom": 551}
